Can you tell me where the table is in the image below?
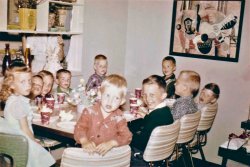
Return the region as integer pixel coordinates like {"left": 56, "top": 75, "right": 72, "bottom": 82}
{"left": 218, "top": 146, "right": 250, "bottom": 166}
{"left": 218, "top": 120, "right": 250, "bottom": 166}
{"left": 32, "top": 104, "right": 79, "bottom": 146}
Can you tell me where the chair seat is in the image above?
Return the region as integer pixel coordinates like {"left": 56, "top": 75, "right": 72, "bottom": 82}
{"left": 60, "top": 145, "right": 131, "bottom": 167}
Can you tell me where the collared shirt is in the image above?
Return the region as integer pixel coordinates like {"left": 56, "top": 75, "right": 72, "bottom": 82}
{"left": 171, "top": 96, "right": 198, "bottom": 120}
{"left": 56, "top": 86, "right": 72, "bottom": 96}
{"left": 86, "top": 73, "right": 105, "bottom": 91}
{"left": 74, "top": 102, "right": 132, "bottom": 146}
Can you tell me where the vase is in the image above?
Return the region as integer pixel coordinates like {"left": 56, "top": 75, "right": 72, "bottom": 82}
{"left": 19, "top": 8, "right": 36, "bottom": 31}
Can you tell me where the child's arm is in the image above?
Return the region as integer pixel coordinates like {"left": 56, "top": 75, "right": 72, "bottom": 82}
{"left": 95, "top": 140, "right": 118, "bottom": 156}
{"left": 79, "top": 137, "right": 96, "bottom": 154}
{"left": 19, "top": 117, "right": 37, "bottom": 142}
{"left": 96, "top": 118, "right": 132, "bottom": 155}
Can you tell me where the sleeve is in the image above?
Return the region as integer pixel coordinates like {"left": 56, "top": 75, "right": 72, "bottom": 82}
{"left": 114, "top": 119, "right": 132, "bottom": 146}
{"left": 167, "top": 80, "right": 176, "bottom": 98}
{"left": 86, "top": 75, "right": 96, "bottom": 91}
{"left": 74, "top": 108, "right": 90, "bottom": 143}
{"left": 9, "top": 100, "right": 28, "bottom": 120}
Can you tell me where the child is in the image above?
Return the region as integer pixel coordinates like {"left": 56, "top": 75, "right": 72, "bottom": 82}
{"left": 55, "top": 69, "right": 72, "bottom": 96}
{"left": 162, "top": 56, "right": 177, "bottom": 98}
{"left": 38, "top": 70, "right": 54, "bottom": 100}
{"left": 197, "top": 83, "right": 220, "bottom": 111}
{"left": 86, "top": 54, "right": 108, "bottom": 92}
{"left": 128, "top": 75, "right": 173, "bottom": 153}
{"left": 74, "top": 74, "right": 132, "bottom": 156}
{"left": 172, "top": 70, "right": 200, "bottom": 120}
{"left": 28, "top": 75, "right": 43, "bottom": 100}
{"left": 0, "top": 66, "right": 55, "bottom": 167}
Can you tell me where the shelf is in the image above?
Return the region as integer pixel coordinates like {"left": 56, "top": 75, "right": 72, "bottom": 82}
{"left": 0, "top": 29, "right": 82, "bottom": 35}
{"left": 47, "top": 0, "right": 84, "bottom": 6}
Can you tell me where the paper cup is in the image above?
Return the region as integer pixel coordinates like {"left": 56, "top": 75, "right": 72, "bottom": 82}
{"left": 57, "top": 93, "right": 65, "bottom": 104}
{"left": 41, "top": 112, "right": 51, "bottom": 125}
{"left": 129, "top": 97, "right": 137, "bottom": 105}
{"left": 130, "top": 103, "right": 139, "bottom": 114}
{"left": 135, "top": 88, "right": 142, "bottom": 99}
{"left": 46, "top": 98, "right": 55, "bottom": 110}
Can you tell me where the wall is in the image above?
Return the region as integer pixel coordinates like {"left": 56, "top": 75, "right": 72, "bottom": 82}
{"left": 123, "top": 0, "right": 250, "bottom": 165}
{"left": 83, "top": 0, "right": 250, "bottom": 165}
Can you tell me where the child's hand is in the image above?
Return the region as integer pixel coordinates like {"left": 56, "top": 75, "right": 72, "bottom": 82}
{"left": 95, "top": 140, "right": 118, "bottom": 156}
{"left": 136, "top": 107, "right": 148, "bottom": 118}
{"left": 81, "top": 141, "right": 96, "bottom": 154}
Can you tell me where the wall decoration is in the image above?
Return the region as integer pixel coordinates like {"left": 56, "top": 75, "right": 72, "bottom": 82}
{"left": 169, "top": 0, "right": 245, "bottom": 62}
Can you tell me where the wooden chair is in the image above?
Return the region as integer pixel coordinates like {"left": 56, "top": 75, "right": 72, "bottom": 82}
{"left": 171, "top": 111, "right": 201, "bottom": 167}
{"left": 0, "top": 133, "right": 28, "bottom": 167}
{"left": 143, "top": 120, "right": 180, "bottom": 167}
{"left": 60, "top": 145, "right": 131, "bottom": 167}
{"left": 189, "top": 102, "right": 218, "bottom": 161}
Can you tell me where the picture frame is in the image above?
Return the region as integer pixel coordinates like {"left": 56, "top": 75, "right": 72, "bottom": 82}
{"left": 169, "top": 0, "right": 245, "bottom": 62}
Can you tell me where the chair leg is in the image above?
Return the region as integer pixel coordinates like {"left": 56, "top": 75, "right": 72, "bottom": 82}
{"left": 199, "top": 147, "right": 206, "bottom": 161}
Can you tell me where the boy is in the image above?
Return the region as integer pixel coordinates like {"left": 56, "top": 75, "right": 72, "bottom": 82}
{"left": 55, "top": 69, "right": 72, "bottom": 96}
{"left": 172, "top": 70, "right": 200, "bottom": 120}
{"left": 86, "top": 54, "right": 108, "bottom": 91}
{"left": 74, "top": 74, "right": 132, "bottom": 156}
{"left": 28, "top": 75, "right": 44, "bottom": 100}
{"left": 128, "top": 75, "right": 173, "bottom": 153}
{"left": 197, "top": 83, "right": 220, "bottom": 112}
{"left": 162, "top": 56, "right": 176, "bottom": 98}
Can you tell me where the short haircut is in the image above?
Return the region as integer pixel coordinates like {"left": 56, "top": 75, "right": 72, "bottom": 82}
{"left": 204, "top": 83, "right": 220, "bottom": 99}
{"left": 100, "top": 74, "right": 127, "bottom": 98}
{"left": 38, "top": 70, "right": 54, "bottom": 82}
{"left": 56, "top": 69, "right": 71, "bottom": 79}
{"left": 142, "top": 75, "right": 166, "bottom": 91}
{"left": 94, "top": 54, "right": 107, "bottom": 64}
{"left": 179, "top": 70, "right": 200, "bottom": 97}
{"left": 32, "top": 74, "right": 43, "bottom": 81}
{"left": 162, "top": 56, "right": 176, "bottom": 66}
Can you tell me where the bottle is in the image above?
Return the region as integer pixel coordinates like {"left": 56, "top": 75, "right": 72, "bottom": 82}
{"left": 24, "top": 47, "right": 32, "bottom": 68}
{"left": 11, "top": 46, "right": 25, "bottom": 67}
{"left": 2, "top": 43, "right": 12, "bottom": 76}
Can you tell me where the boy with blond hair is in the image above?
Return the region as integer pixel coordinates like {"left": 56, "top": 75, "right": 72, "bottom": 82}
{"left": 86, "top": 54, "right": 108, "bottom": 91}
{"left": 172, "top": 70, "right": 200, "bottom": 120}
{"left": 74, "top": 74, "right": 132, "bottom": 156}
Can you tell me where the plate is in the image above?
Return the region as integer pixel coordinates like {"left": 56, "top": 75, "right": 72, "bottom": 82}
{"left": 56, "top": 121, "right": 76, "bottom": 132}
{"left": 32, "top": 116, "right": 59, "bottom": 123}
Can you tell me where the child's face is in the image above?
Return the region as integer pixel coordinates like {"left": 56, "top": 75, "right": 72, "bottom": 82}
{"left": 142, "top": 83, "right": 166, "bottom": 110}
{"left": 94, "top": 59, "right": 107, "bottom": 76}
{"left": 57, "top": 73, "right": 71, "bottom": 90}
{"left": 12, "top": 72, "right": 32, "bottom": 96}
{"left": 31, "top": 77, "right": 43, "bottom": 97}
{"left": 174, "top": 74, "right": 187, "bottom": 96}
{"left": 199, "top": 88, "right": 216, "bottom": 104}
{"left": 162, "top": 60, "right": 176, "bottom": 77}
{"left": 100, "top": 85, "right": 124, "bottom": 113}
{"left": 41, "top": 75, "right": 53, "bottom": 96}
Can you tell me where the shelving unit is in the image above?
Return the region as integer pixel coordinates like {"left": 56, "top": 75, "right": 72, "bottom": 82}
{"left": 0, "top": 0, "right": 84, "bottom": 74}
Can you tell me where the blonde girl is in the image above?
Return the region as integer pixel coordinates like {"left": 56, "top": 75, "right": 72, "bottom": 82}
{"left": 0, "top": 66, "right": 55, "bottom": 167}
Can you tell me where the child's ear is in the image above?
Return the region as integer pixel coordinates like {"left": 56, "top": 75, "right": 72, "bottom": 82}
{"left": 210, "top": 98, "right": 217, "bottom": 104}
{"left": 55, "top": 79, "right": 59, "bottom": 85}
{"left": 120, "top": 98, "right": 126, "bottom": 106}
{"left": 161, "top": 92, "right": 167, "bottom": 100}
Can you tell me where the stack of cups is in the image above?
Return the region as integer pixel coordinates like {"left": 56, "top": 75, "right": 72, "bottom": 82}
{"left": 130, "top": 97, "right": 139, "bottom": 114}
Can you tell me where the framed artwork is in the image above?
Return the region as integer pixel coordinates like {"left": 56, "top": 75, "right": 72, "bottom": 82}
{"left": 169, "top": 0, "right": 245, "bottom": 62}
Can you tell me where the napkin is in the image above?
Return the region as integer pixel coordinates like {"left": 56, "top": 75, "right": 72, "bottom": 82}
{"left": 220, "top": 138, "right": 246, "bottom": 150}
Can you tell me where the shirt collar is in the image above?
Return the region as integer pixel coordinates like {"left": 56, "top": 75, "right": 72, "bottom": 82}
{"left": 148, "top": 101, "right": 167, "bottom": 113}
